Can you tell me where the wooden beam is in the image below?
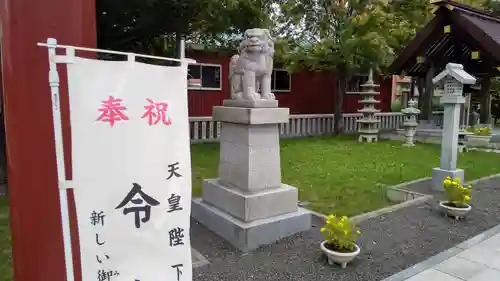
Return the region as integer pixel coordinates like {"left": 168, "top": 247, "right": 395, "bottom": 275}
{"left": 388, "top": 15, "right": 446, "bottom": 74}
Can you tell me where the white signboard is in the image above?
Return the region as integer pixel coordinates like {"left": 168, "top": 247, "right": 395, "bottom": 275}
{"left": 67, "top": 57, "right": 192, "bottom": 281}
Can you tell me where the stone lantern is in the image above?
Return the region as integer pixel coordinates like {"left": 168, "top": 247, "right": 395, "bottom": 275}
{"left": 431, "top": 63, "right": 476, "bottom": 191}
{"left": 401, "top": 99, "right": 420, "bottom": 147}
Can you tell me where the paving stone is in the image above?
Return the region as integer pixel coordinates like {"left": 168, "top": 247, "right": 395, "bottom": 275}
{"left": 435, "top": 256, "right": 487, "bottom": 280}
{"left": 458, "top": 247, "right": 500, "bottom": 270}
{"left": 405, "top": 269, "right": 462, "bottom": 281}
{"left": 467, "top": 268, "right": 500, "bottom": 281}
{"left": 476, "top": 233, "right": 500, "bottom": 251}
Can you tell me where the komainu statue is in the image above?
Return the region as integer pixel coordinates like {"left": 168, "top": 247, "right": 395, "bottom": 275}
{"left": 229, "top": 28, "right": 275, "bottom": 101}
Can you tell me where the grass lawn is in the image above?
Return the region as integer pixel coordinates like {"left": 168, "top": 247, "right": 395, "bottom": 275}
{"left": 192, "top": 136, "right": 500, "bottom": 216}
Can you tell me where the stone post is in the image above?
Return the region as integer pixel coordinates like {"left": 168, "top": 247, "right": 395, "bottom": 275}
{"left": 191, "top": 28, "right": 311, "bottom": 252}
{"left": 401, "top": 99, "right": 420, "bottom": 147}
{"left": 431, "top": 63, "right": 476, "bottom": 191}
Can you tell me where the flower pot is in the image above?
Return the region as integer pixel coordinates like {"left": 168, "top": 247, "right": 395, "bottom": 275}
{"left": 439, "top": 201, "right": 472, "bottom": 220}
{"left": 320, "top": 241, "right": 360, "bottom": 268}
{"left": 466, "top": 135, "right": 492, "bottom": 148}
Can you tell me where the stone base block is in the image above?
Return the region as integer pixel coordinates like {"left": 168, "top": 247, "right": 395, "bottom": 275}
{"left": 191, "top": 198, "right": 312, "bottom": 252}
{"left": 213, "top": 106, "right": 289, "bottom": 124}
{"left": 223, "top": 99, "right": 278, "bottom": 108}
{"left": 432, "top": 168, "right": 465, "bottom": 191}
{"left": 202, "top": 179, "right": 298, "bottom": 222}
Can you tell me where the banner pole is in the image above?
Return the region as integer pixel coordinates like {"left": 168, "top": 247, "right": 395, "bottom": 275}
{"left": 46, "top": 37, "right": 75, "bottom": 281}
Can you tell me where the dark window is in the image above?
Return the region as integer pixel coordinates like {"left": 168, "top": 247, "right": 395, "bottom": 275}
{"left": 271, "top": 69, "right": 291, "bottom": 92}
{"left": 345, "top": 75, "right": 367, "bottom": 93}
{"left": 187, "top": 64, "right": 221, "bottom": 90}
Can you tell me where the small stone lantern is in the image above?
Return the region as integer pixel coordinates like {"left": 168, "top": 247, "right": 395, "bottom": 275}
{"left": 401, "top": 99, "right": 420, "bottom": 147}
{"left": 431, "top": 63, "right": 476, "bottom": 191}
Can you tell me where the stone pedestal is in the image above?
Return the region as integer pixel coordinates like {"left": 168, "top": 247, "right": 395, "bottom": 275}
{"left": 191, "top": 103, "right": 312, "bottom": 252}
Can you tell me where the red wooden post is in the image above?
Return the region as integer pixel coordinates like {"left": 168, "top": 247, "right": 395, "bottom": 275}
{"left": 0, "top": 0, "right": 96, "bottom": 281}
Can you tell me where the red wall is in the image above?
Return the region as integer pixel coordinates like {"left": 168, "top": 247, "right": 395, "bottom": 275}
{"left": 187, "top": 50, "right": 392, "bottom": 116}
{"left": 0, "top": 0, "right": 95, "bottom": 281}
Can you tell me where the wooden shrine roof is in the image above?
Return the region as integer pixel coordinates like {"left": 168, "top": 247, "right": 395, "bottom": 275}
{"left": 388, "top": 0, "right": 500, "bottom": 77}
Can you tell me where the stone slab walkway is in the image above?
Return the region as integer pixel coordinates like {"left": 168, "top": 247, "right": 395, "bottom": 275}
{"left": 382, "top": 225, "right": 500, "bottom": 281}
{"left": 190, "top": 175, "right": 500, "bottom": 281}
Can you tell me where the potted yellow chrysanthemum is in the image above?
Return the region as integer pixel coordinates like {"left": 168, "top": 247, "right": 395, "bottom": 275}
{"left": 320, "top": 215, "right": 361, "bottom": 268}
{"left": 466, "top": 126, "right": 492, "bottom": 147}
{"left": 439, "top": 176, "right": 472, "bottom": 220}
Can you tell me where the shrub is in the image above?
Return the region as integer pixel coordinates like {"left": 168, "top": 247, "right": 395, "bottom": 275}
{"left": 465, "top": 126, "right": 492, "bottom": 136}
{"left": 443, "top": 176, "right": 471, "bottom": 208}
{"left": 320, "top": 215, "right": 360, "bottom": 252}
{"left": 390, "top": 98, "right": 402, "bottom": 112}
{"left": 474, "top": 127, "right": 492, "bottom": 136}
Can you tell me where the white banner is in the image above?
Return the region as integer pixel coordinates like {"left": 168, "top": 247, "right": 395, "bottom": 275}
{"left": 67, "top": 57, "right": 192, "bottom": 281}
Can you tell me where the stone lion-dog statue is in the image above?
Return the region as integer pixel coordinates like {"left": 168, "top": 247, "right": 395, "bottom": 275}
{"left": 229, "top": 28, "right": 275, "bottom": 101}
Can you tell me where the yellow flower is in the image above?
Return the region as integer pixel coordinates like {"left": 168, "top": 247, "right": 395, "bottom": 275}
{"left": 446, "top": 176, "right": 451, "bottom": 179}
{"left": 356, "top": 230, "right": 361, "bottom": 234}
{"left": 464, "top": 195, "right": 471, "bottom": 201}
{"left": 341, "top": 216, "right": 347, "bottom": 221}
{"left": 320, "top": 228, "right": 326, "bottom": 232}
{"left": 344, "top": 231, "right": 348, "bottom": 235}
{"left": 338, "top": 222, "right": 344, "bottom": 228}
{"left": 468, "top": 185, "right": 472, "bottom": 189}
{"left": 444, "top": 179, "right": 452, "bottom": 185}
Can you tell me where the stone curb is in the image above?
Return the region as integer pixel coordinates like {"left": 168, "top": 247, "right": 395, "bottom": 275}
{"left": 192, "top": 248, "right": 210, "bottom": 269}
{"left": 467, "top": 173, "right": 500, "bottom": 184}
{"left": 308, "top": 173, "right": 500, "bottom": 223}
{"left": 308, "top": 177, "right": 433, "bottom": 223}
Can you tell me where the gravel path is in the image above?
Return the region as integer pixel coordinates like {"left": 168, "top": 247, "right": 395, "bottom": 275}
{"left": 190, "top": 176, "right": 500, "bottom": 281}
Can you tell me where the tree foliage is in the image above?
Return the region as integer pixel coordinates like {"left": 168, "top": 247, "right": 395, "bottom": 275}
{"left": 97, "top": 0, "right": 273, "bottom": 54}
{"left": 275, "top": 0, "right": 407, "bottom": 133}
{"left": 276, "top": 0, "right": 398, "bottom": 74}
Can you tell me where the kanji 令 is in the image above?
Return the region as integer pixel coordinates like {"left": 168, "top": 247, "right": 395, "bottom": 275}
{"left": 167, "top": 194, "right": 183, "bottom": 213}
{"left": 90, "top": 211, "right": 105, "bottom": 226}
{"left": 140, "top": 98, "right": 172, "bottom": 126}
{"left": 168, "top": 227, "right": 185, "bottom": 247}
{"left": 97, "top": 96, "right": 129, "bottom": 127}
{"left": 115, "top": 183, "right": 160, "bottom": 229}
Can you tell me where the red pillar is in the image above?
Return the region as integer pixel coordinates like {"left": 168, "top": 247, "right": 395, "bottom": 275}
{"left": 0, "top": 0, "right": 96, "bottom": 280}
